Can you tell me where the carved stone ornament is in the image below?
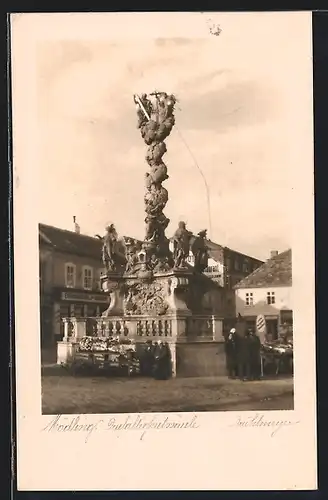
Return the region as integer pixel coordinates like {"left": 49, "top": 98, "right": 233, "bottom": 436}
{"left": 123, "top": 281, "right": 169, "bottom": 316}
{"left": 105, "top": 280, "right": 120, "bottom": 293}
{"left": 134, "top": 91, "right": 177, "bottom": 269}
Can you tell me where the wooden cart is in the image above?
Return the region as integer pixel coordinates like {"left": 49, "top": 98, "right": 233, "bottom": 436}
{"left": 260, "top": 342, "right": 293, "bottom": 376}
{"left": 71, "top": 346, "right": 140, "bottom": 376}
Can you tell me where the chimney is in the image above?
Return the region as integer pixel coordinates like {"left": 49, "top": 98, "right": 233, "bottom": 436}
{"left": 73, "top": 216, "right": 80, "bottom": 234}
{"left": 270, "top": 250, "right": 278, "bottom": 259}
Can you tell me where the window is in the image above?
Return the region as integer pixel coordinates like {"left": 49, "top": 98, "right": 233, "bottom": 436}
{"left": 83, "top": 266, "right": 93, "bottom": 290}
{"left": 234, "top": 259, "right": 240, "bottom": 271}
{"left": 245, "top": 292, "right": 253, "bottom": 306}
{"left": 267, "top": 291, "right": 275, "bottom": 305}
{"left": 205, "top": 265, "right": 219, "bottom": 273}
{"left": 65, "top": 263, "right": 76, "bottom": 288}
{"left": 243, "top": 260, "right": 249, "bottom": 273}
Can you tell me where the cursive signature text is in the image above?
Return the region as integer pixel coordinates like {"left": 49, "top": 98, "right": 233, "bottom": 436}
{"left": 231, "top": 413, "right": 300, "bottom": 437}
{"left": 42, "top": 414, "right": 199, "bottom": 442}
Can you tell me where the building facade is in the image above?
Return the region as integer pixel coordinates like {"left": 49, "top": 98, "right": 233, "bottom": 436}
{"left": 169, "top": 236, "right": 264, "bottom": 330}
{"left": 40, "top": 223, "right": 267, "bottom": 357}
{"left": 39, "top": 223, "right": 110, "bottom": 356}
{"left": 169, "top": 237, "right": 263, "bottom": 287}
{"left": 234, "top": 249, "right": 293, "bottom": 340}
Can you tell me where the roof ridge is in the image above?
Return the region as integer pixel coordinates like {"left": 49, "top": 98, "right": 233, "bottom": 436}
{"left": 234, "top": 248, "right": 292, "bottom": 289}
{"left": 39, "top": 223, "right": 100, "bottom": 241}
{"left": 223, "top": 246, "right": 263, "bottom": 262}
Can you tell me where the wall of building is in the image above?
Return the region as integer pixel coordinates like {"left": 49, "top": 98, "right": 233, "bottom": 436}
{"left": 51, "top": 251, "right": 105, "bottom": 291}
{"left": 39, "top": 247, "right": 54, "bottom": 293}
{"left": 224, "top": 248, "right": 263, "bottom": 276}
{"left": 235, "top": 285, "right": 293, "bottom": 341}
{"left": 224, "top": 249, "right": 263, "bottom": 289}
{"left": 39, "top": 244, "right": 108, "bottom": 360}
{"left": 235, "top": 286, "right": 293, "bottom": 318}
{"left": 169, "top": 239, "right": 263, "bottom": 291}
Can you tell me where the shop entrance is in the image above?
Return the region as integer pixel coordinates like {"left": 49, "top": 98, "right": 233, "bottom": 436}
{"left": 266, "top": 318, "right": 278, "bottom": 340}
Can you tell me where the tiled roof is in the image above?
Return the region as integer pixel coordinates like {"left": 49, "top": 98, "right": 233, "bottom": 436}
{"left": 223, "top": 245, "right": 263, "bottom": 265}
{"left": 205, "top": 240, "right": 225, "bottom": 263}
{"left": 39, "top": 223, "right": 103, "bottom": 260}
{"left": 234, "top": 249, "right": 292, "bottom": 289}
{"left": 172, "top": 235, "right": 262, "bottom": 265}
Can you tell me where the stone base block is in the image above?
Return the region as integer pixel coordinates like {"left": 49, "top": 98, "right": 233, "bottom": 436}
{"left": 176, "top": 341, "right": 226, "bottom": 377}
{"left": 57, "top": 341, "right": 78, "bottom": 365}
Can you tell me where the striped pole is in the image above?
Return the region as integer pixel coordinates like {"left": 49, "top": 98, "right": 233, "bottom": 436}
{"left": 256, "top": 314, "right": 266, "bottom": 332}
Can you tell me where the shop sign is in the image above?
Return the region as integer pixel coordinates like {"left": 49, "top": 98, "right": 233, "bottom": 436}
{"left": 61, "top": 291, "right": 110, "bottom": 303}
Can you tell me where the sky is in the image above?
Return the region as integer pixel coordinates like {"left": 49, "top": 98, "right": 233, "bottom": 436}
{"left": 35, "top": 12, "right": 311, "bottom": 261}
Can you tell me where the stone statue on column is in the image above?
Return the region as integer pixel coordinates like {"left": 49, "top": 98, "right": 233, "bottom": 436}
{"left": 172, "top": 221, "right": 192, "bottom": 269}
{"left": 101, "top": 223, "right": 127, "bottom": 273}
{"left": 191, "top": 229, "right": 209, "bottom": 273}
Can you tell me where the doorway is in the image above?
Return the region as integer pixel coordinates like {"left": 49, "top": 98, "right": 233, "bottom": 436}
{"left": 266, "top": 318, "right": 278, "bottom": 340}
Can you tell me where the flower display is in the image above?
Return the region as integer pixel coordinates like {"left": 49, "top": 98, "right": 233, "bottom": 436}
{"left": 261, "top": 340, "right": 293, "bottom": 357}
{"left": 75, "top": 336, "right": 140, "bottom": 375}
{"left": 77, "top": 336, "right": 133, "bottom": 353}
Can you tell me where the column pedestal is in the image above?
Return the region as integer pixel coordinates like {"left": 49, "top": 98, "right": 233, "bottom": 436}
{"left": 57, "top": 340, "right": 79, "bottom": 364}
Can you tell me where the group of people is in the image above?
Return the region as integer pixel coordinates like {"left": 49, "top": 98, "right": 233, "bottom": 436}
{"left": 224, "top": 315, "right": 262, "bottom": 381}
{"left": 140, "top": 340, "right": 172, "bottom": 380}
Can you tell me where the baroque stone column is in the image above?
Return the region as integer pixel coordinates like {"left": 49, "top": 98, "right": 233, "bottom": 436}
{"left": 134, "top": 91, "right": 177, "bottom": 273}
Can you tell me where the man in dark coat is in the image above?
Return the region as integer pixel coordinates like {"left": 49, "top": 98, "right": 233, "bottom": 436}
{"left": 235, "top": 315, "right": 251, "bottom": 381}
{"left": 224, "top": 328, "right": 238, "bottom": 378}
{"left": 153, "top": 341, "right": 171, "bottom": 380}
{"left": 140, "top": 340, "right": 154, "bottom": 376}
{"left": 247, "top": 330, "right": 262, "bottom": 380}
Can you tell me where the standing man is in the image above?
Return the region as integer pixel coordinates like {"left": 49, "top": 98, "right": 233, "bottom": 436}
{"left": 247, "top": 329, "right": 262, "bottom": 380}
{"left": 235, "top": 314, "right": 250, "bottom": 381}
{"left": 140, "top": 340, "right": 154, "bottom": 376}
{"left": 225, "top": 328, "right": 238, "bottom": 379}
{"left": 153, "top": 341, "right": 170, "bottom": 380}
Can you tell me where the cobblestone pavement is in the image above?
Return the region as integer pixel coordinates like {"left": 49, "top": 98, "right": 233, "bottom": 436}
{"left": 42, "top": 368, "right": 294, "bottom": 414}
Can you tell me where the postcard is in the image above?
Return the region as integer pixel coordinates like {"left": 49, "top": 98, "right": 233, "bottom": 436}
{"left": 11, "top": 11, "right": 316, "bottom": 490}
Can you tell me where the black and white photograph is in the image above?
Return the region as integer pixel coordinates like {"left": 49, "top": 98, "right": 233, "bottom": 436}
{"left": 12, "top": 11, "right": 316, "bottom": 491}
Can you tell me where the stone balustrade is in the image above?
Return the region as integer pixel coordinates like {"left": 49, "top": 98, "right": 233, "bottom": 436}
{"left": 136, "top": 318, "right": 172, "bottom": 338}
{"left": 60, "top": 314, "right": 223, "bottom": 343}
{"left": 57, "top": 314, "right": 224, "bottom": 375}
{"left": 95, "top": 318, "right": 129, "bottom": 338}
{"left": 186, "top": 315, "right": 223, "bottom": 341}
{"left": 94, "top": 316, "right": 173, "bottom": 341}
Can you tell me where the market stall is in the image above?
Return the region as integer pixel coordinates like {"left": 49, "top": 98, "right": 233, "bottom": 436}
{"left": 69, "top": 336, "right": 140, "bottom": 376}
{"left": 260, "top": 339, "right": 293, "bottom": 376}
